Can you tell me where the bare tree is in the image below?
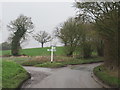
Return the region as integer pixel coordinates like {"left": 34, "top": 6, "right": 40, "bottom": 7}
{"left": 33, "top": 31, "right": 52, "bottom": 48}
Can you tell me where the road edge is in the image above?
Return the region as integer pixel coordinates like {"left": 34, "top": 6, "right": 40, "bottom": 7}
{"left": 91, "top": 71, "right": 111, "bottom": 88}
{"left": 17, "top": 71, "right": 31, "bottom": 90}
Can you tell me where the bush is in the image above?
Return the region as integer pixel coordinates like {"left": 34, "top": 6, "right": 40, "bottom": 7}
{"left": 0, "top": 42, "right": 11, "bottom": 50}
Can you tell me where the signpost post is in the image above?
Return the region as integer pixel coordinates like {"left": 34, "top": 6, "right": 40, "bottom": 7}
{"left": 47, "top": 46, "right": 56, "bottom": 62}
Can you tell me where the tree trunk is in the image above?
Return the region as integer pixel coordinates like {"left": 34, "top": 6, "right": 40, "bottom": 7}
{"left": 97, "top": 46, "right": 104, "bottom": 57}
{"left": 104, "top": 38, "right": 118, "bottom": 70}
{"left": 97, "top": 48, "right": 104, "bottom": 57}
{"left": 11, "top": 38, "right": 20, "bottom": 56}
{"left": 117, "top": 36, "right": 119, "bottom": 77}
{"left": 41, "top": 43, "right": 44, "bottom": 48}
{"left": 82, "top": 43, "right": 92, "bottom": 58}
{"left": 97, "top": 40, "right": 104, "bottom": 57}
{"left": 11, "top": 28, "right": 26, "bottom": 56}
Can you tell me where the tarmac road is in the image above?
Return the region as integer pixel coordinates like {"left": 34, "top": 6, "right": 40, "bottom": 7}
{"left": 21, "top": 63, "right": 103, "bottom": 88}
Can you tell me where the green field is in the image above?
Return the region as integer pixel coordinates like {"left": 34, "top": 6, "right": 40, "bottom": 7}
{"left": 2, "top": 46, "right": 97, "bottom": 57}
{"left": 2, "top": 47, "right": 65, "bottom": 56}
{"left": 2, "top": 60, "right": 29, "bottom": 89}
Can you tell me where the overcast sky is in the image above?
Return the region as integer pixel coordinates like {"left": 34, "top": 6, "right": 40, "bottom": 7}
{"left": 0, "top": 2, "right": 76, "bottom": 48}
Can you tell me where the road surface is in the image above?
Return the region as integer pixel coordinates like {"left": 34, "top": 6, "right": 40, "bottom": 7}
{"left": 21, "top": 63, "right": 103, "bottom": 88}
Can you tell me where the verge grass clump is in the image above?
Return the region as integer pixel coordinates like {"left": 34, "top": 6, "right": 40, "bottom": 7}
{"left": 35, "top": 62, "right": 65, "bottom": 68}
{"left": 93, "top": 65, "right": 120, "bottom": 87}
{"left": 2, "top": 60, "right": 29, "bottom": 88}
{"left": 22, "top": 56, "right": 50, "bottom": 66}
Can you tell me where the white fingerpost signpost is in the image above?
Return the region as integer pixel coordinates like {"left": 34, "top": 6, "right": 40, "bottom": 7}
{"left": 47, "top": 46, "right": 56, "bottom": 62}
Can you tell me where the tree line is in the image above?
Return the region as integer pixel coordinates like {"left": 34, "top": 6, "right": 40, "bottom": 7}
{"left": 75, "top": 1, "right": 119, "bottom": 71}
{"left": 55, "top": 1, "right": 119, "bottom": 71}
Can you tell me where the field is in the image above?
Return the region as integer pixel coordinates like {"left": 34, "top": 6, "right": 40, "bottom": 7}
{"left": 2, "top": 47, "right": 66, "bottom": 56}
{"left": 2, "top": 60, "right": 29, "bottom": 88}
{"left": 2, "top": 46, "right": 97, "bottom": 57}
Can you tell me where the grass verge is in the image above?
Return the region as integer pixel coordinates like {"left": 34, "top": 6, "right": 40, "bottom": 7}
{"left": 93, "top": 65, "right": 120, "bottom": 87}
{"left": 2, "top": 60, "right": 29, "bottom": 89}
{"left": 21, "top": 57, "right": 103, "bottom": 68}
{"left": 35, "top": 62, "right": 65, "bottom": 68}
